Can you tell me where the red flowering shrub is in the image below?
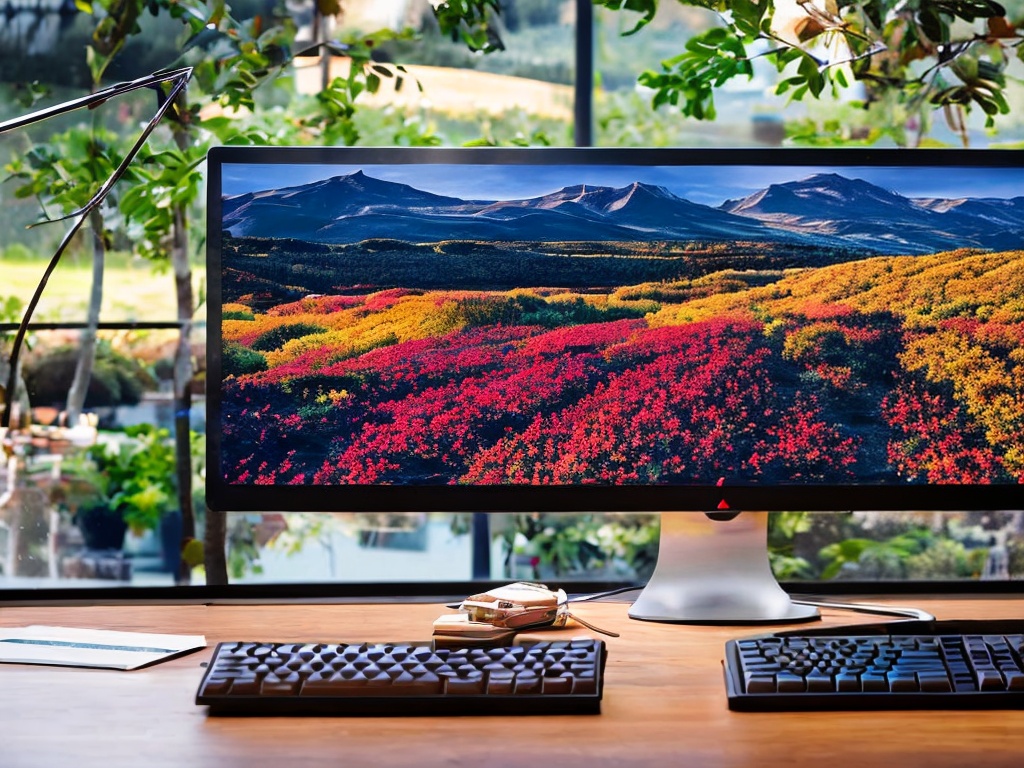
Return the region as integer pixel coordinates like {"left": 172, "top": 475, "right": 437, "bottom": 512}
{"left": 218, "top": 275, "right": 1021, "bottom": 489}
{"left": 882, "top": 375, "right": 1013, "bottom": 484}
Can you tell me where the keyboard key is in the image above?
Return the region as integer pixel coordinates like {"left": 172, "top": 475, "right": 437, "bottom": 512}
{"left": 917, "top": 672, "right": 952, "bottom": 693}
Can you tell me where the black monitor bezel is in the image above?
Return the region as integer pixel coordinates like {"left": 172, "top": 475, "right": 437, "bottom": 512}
{"left": 205, "top": 145, "right": 1024, "bottom": 514}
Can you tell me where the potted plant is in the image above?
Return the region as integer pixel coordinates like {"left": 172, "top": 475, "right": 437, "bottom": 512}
{"left": 64, "top": 423, "right": 178, "bottom": 551}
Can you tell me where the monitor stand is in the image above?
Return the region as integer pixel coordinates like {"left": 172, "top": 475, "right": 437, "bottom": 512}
{"left": 628, "top": 511, "right": 820, "bottom": 624}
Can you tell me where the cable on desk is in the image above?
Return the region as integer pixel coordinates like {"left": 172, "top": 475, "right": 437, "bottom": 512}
{"left": 791, "top": 596, "right": 935, "bottom": 621}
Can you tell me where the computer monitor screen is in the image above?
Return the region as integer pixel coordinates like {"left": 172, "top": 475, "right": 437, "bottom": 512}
{"left": 206, "top": 146, "right": 1023, "bottom": 622}
{"left": 206, "top": 146, "right": 1022, "bottom": 518}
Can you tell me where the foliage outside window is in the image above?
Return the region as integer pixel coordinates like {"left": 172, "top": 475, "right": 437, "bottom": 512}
{"left": 2, "top": 0, "right": 1023, "bottom": 588}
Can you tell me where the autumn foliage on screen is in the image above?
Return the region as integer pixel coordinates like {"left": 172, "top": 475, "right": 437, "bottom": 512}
{"left": 218, "top": 247, "right": 1024, "bottom": 488}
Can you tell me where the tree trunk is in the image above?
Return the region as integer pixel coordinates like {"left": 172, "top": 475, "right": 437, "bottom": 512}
{"left": 170, "top": 195, "right": 198, "bottom": 584}
{"left": 203, "top": 494, "right": 228, "bottom": 586}
{"left": 1, "top": 355, "right": 31, "bottom": 431}
{"left": 64, "top": 208, "right": 105, "bottom": 427}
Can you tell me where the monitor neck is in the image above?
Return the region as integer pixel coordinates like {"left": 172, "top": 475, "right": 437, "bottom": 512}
{"left": 628, "top": 512, "right": 820, "bottom": 625}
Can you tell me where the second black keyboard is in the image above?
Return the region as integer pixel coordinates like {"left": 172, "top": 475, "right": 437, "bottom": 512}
{"left": 725, "top": 624, "right": 1024, "bottom": 711}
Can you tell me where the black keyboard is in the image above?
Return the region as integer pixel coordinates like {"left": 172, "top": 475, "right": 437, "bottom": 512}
{"left": 196, "top": 638, "right": 607, "bottom": 715}
{"left": 725, "top": 622, "right": 1024, "bottom": 711}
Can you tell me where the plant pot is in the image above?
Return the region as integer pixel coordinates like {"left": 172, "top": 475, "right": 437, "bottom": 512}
{"left": 75, "top": 505, "right": 128, "bottom": 551}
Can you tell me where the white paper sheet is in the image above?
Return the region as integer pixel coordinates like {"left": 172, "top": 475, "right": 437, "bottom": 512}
{"left": 0, "top": 625, "right": 207, "bottom": 670}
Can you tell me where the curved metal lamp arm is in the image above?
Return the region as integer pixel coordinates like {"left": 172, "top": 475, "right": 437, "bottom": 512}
{"left": 1, "top": 67, "right": 193, "bottom": 431}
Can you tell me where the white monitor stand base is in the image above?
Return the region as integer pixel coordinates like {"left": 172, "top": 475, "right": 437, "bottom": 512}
{"left": 628, "top": 511, "right": 820, "bottom": 625}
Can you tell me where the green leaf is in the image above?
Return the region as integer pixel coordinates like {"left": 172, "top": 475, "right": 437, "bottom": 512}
{"left": 432, "top": 0, "right": 505, "bottom": 53}
{"left": 593, "top": 0, "right": 658, "bottom": 35}
{"left": 729, "top": 0, "right": 770, "bottom": 37}
{"left": 638, "top": 28, "right": 752, "bottom": 121}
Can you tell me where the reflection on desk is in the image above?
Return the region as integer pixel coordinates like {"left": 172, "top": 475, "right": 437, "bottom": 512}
{"left": 1, "top": 596, "right": 1023, "bottom": 767}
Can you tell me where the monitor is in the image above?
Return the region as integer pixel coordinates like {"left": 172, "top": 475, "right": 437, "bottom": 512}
{"left": 205, "top": 146, "right": 1023, "bottom": 622}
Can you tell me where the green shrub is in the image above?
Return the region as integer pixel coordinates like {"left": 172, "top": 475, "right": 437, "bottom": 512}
{"left": 251, "top": 322, "right": 327, "bottom": 352}
{"left": 222, "top": 343, "right": 268, "bottom": 377}
{"left": 1, "top": 243, "right": 37, "bottom": 262}
{"left": 24, "top": 342, "right": 154, "bottom": 409}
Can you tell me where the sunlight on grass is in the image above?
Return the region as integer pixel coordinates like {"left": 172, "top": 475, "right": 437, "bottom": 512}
{"left": 2, "top": 251, "right": 204, "bottom": 323}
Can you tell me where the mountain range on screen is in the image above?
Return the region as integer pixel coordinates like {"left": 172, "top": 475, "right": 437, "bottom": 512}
{"left": 222, "top": 169, "right": 1024, "bottom": 255}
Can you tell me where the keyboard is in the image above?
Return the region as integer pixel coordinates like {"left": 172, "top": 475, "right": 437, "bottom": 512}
{"left": 196, "top": 638, "right": 607, "bottom": 715}
{"left": 724, "top": 621, "right": 1024, "bottom": 711}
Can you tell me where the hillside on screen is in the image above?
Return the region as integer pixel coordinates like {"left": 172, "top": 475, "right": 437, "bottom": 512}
{"left": 217, "top": 166, "right": 1024, "bottom": 487}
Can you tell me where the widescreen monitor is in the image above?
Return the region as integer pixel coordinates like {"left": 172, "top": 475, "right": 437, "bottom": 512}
{"left": 206, "top": 146, "right": 1023, "bottom": 622}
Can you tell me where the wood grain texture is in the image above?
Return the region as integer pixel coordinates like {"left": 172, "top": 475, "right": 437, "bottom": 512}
{"left": 1, "top": 597, "right": 1022, "bottom": 768}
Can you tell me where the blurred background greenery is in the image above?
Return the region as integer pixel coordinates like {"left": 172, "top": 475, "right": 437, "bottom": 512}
{"left": 1, "top": 0, "right": 1022, "bottom": 587}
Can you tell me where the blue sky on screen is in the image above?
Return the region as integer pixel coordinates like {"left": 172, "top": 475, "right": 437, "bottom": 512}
{"left": 221, "top": 162, "right": 1021, "bottom": 207}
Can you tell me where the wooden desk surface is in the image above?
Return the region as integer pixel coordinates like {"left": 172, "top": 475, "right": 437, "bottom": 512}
{"left": 1, "top": 596, "right": 1022, "bottom": 768}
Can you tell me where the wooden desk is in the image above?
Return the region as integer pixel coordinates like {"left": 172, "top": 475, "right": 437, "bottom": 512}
{"left": 1, "top": 597, "right": 1022, "bottom": 767}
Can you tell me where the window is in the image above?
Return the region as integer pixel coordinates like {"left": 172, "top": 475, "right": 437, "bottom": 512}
{"left": 2, "top": 0, "right": 1022, "bottom": 593}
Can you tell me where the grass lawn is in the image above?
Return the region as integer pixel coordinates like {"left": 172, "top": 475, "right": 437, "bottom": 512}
{"left": 2, "top": 251, "right": 204, "bottom": 324}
